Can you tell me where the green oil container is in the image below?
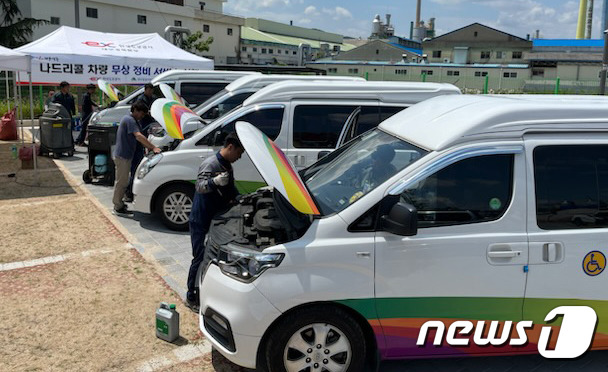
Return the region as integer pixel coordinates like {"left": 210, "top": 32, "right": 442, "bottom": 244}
{"left": 156, "top": 302, "right": 180, "bottom": 342}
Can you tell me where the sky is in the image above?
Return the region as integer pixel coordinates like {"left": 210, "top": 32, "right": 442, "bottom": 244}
{"left": 224, "top": 0, "right": 608, "bottom": 40}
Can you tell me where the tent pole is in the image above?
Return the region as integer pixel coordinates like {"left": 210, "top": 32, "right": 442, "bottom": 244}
{"left": 16, "top": 73, "right": 24, "bottom": 146}
{"left": 29, "top": 73, "right": 37, "bottom": 173}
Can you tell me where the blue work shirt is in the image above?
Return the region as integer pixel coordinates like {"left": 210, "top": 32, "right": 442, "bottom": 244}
{"left": 114, "top": 114, "right": 141, "bottom": 160}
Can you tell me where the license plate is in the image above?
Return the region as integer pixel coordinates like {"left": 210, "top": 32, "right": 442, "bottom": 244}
{"left": 52, "top": 124, "right": 63, "bottom": 128}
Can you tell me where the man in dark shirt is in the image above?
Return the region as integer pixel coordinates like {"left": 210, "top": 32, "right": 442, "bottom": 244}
{"left": 125, "top": 83, "right": 158, "bottom": 202}
{"left": 112, "top": 101, "right": 161, "bottom": 217}
{"left": 185, "top": 133, "right": 244, "bottom": 312}
{"left": 75, "top": 84, "right": 99, "bottom": 146}
{"left": 51, "top": 81, "right": 76, "bottom": 117}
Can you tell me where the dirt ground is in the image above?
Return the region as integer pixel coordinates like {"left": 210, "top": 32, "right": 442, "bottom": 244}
{"left": 0, "top": 136, "right": 75, "bottom": 200}
{"left": 0, "top": 139, "right": 241, "bottom": 371}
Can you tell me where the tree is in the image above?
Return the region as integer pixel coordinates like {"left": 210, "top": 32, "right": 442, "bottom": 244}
{"left": 0, "top": 0, "right": 47, "bottom": 47}
{"left": 181, "top": 31, "right": 213, "bottom": 54}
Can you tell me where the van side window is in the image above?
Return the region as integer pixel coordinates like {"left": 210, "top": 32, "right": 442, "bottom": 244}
{"left": 534, "top": 145, "right": 608, "bottom": 230}
{"left": 293, "top": 105, "right": 359, "bottom": 149}
{"left": 198, "top": 108, "right": 284, "bottom": 146}
{"left": 127, "top": 83, "right": 174, "bottom": 104}
{"left": 180, "top": 83, "right": 227, "bottom": 105}
{"left": 401, "top": 155, "right": 514, "bottom": 228}
{"left": 200, "top": 92, "right": 254, "bottom": 120}
{"left": 356, "top": 106, "right": 405, "bottom": 137}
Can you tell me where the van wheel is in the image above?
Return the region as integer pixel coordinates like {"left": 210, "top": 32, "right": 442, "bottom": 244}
{"left": 264, "top": 306, "right": 366, "bottom": 372}
{"left": 155, "top": 184, "right": 194, "bottom": 231}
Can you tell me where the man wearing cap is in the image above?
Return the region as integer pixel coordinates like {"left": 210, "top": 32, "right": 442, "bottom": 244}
{"left": 75, "top": 83, "right": 99, "bottom": 146}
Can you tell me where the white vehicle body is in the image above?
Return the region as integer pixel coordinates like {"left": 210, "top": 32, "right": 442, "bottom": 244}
{"left": 198, "top": 95, "right": 608, "bottom": 370}
{"left": 89, "top": 69, "right": 258, "bottom": 126}
{"left": 133, "top": 81, "right": 461, "bottom": 230}
{"left": 147, "top": 74, "right": 366, "bottom": 150}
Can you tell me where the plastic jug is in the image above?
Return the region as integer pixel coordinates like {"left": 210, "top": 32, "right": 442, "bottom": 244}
{"left": 156, "top": 302, "right": 179, "bottom": 342}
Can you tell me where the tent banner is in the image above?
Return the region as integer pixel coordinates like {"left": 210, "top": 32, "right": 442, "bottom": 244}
{"left": 20, "top": 55, "right": 200, "bottom": 85}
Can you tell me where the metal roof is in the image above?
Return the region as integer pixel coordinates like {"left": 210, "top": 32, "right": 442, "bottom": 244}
{"left": 308, "top": 61, "right": 529, "bottom": 68}
{"left": 243, "top": 81, "right": 461, "bottom": 106}
{"left": 387, "top": 42, "right": 422, "bottom": 55}
{"left": 240, "top": 27, "right": 356, "bottom": 51}
{"left": 380, "top": 95, "right": 608, "bottom": 151}
{"left": 533, "top": 39, "right": 604, "bottom": 48}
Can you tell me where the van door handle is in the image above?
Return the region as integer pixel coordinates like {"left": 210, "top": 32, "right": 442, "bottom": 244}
{"left": 356, "top": 252, "right": 371, "bottom": 258}
{"left": 488, "top": 251, "right": 521, "bottom": 258}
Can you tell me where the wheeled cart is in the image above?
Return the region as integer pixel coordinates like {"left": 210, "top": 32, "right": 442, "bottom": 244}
{"left": 39, "top": 103, "right": 74, "bottom": 158}
{"left": 82, "top": 124, "right": 117, "bottom": 186}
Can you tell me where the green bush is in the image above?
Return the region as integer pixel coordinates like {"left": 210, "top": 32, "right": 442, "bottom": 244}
{"left": 0, "top": 98, "right": 44, "bottom": 118}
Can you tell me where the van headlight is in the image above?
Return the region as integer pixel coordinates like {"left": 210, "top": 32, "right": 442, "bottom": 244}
{"left": 217, "top": 244, "right": 284, "bottom": 282}
{"left": 137, "top": 153, "right": 163, "bottom": 179}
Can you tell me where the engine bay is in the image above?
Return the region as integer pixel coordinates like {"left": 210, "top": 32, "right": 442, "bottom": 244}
{"left": 207, "top": 187, "right": 311, "bottom": 251}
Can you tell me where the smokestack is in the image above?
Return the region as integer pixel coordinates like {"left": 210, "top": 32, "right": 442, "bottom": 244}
{"left": 577, "top": 0, "right": 588, "bottom": 39}
{"left": 386, "top": 14, "right": 391, "bottom": 27}
{"left": 535, "top": 29, "right": 540, "bottom": 39}
{"left": 602, "top": 0, "right": 608, "bottom": 38}
{"left": 586, "top": 0, "right": 594, "bottom": 39}
{"left": 416, "top": 0, "right": 421, "bottom": 27}
{"left": 410, "top": 21, "right": 414, "bottom": 39}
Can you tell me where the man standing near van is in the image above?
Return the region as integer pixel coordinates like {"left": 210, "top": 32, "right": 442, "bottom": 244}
{"left": 186, "top": 133, "right": 244, "bottom": 312}
{"left": 75, "top": 84, "right": 99, "bottom": 146}
{"left": 112, "top": 101, "right": 161, "bottom": 216}
{"left": 124, "top": 83, "right": 157, "bottom": 202}
{"left": 52, "top": 81, "right": 75, "bottom": 117}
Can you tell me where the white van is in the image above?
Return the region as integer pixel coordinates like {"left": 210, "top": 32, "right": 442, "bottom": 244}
{"left": 198, "top": 94, "right": 608, "bottom": 370}
{"left": 147, "top": 74, "right": 366, "bottom": 150}
{"left": 89, "top": 69, "right": 258, "bottom": 126}
{"left": 133, "top": 81, "right": 461, "bottom": 230}
{"left": 195, "top": 74, "right": 365, "bottom": 121}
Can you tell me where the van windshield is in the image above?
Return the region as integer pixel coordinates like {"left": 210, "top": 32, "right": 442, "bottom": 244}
{"left": 305, "top": 129, "right": 427, "bottom": 215}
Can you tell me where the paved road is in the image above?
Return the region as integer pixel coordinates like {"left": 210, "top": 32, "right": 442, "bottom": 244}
{"left": 56, "top": 146, "right": 608, "bottom": 371}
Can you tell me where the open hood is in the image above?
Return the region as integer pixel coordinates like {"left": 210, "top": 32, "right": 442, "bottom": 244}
{"left": 97, "top": 79, "right": 122, "bottom": 102}
{"left": 150, "top": 98, "right": 200, "bottom": 139}
{"left": 159, "top": 83, "right": 186, "bottom": 105}
{"left": 236, "top": 122, "right": 320, "bottom": 215}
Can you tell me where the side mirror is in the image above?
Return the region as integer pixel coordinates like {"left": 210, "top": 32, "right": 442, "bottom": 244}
{"left": 317, "top": 150, "right": 331, "bottom": 160}
{"left": 381, "top": 202, "right": 418, "bottom": 236}
{"left": 108, "top": 101, "right": 117, "bottom": 108}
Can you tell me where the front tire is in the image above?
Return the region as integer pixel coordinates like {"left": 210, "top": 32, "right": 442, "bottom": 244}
{"left": 155, "top": 183, "right": 194, "bottom": 231}
{"left": 264, "top": 306, "right": 366, "bottom": 372}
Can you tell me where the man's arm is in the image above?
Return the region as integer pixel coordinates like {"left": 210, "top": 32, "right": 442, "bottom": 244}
{"left": 195, "top": 161, "right": 218, "bottom": 194}
{"left": 134, "top": 132, "right": 161, "bottom": 154}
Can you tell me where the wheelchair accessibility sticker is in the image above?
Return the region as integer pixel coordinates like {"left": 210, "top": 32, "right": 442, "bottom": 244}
{"left": 582, "top": 251, "right": 606, "bottom": 276}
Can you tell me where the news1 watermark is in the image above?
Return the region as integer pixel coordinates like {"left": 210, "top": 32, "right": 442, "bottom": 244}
{"left": 417, "top": 306, "right": 598, "bottom": 358}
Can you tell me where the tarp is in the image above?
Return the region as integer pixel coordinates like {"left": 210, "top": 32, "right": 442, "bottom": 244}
{"left": 16, "top": 26, "right": 213, "bottom": 85}
{"left": 0, "top": 45, "right": 30, "bottom": 71}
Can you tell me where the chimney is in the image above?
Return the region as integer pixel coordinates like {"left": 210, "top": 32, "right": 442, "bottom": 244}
{"left": 290, "top": 20, "right": 293, "bottom": 26}
{"left": 416, "top": 0, "right": 421, "bottom": 28}
{"left": 586, "top": 0, "right": 594, "bottom": 39}
{"left": 526, "top": 34, "right": 530, "bottom": 40}
{"left": 386, "top": 14, "right": 391, "bottom": 27}
{"left": 535, "top": 29, "right": 540, "bottom": 39}
{"left": 577, "top": 0, "right": 588, "bottom": 39}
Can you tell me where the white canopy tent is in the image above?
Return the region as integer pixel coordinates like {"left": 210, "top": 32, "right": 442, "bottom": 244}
{"left": 16, "top": 26, "right": 213, "bottom": 85}
{"left": 0, "top": 45, "right": 37, "bottom": 170}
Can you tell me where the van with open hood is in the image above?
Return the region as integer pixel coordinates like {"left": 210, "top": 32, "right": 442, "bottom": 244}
{"left": 198, "top": 95, "right": 608, "bottom": 371}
